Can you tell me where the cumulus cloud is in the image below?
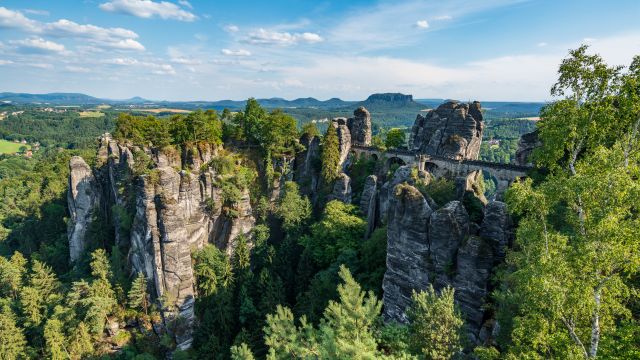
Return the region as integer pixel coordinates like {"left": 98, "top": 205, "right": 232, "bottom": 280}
{"left": 0, "top": 60, "right": 14, "bottom": 65}
{"left": 245, "top": 29, "right": 323, "bottom": 46}
{"left": 0, "top": 7, "right": 144, "bottom": 52}
{"left": 221, "top": 48, "right": 251, "bottom": 57}
{"left": 537, "top": 42, "right": 548, "bottom": 47}
{"left": 0, "top": 7, "right": 41, "bottom": 32}
{"left": 10, "top": 37, "right": 65, "bottom": 53}
{"left": 104, "top": 57, "right": 139, "bottom": 65}
{"left": 433, "top": 15, "right": 452, "bottom": 20}
{"left": 415, "top": 20, "right": 429, "bottom": 29}
{"left": 99, "top": 0, "right": 197, "bottom": 22}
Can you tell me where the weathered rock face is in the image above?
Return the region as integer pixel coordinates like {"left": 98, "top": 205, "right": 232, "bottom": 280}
{"left": 428, "top": 201, "right": 470, "bottom": 289}
{"left": 294, "top": 134, "right": 321, "bottom": 202}
{"left": 382, "top": 183, "right": 433, "bottom": 323}
{"left": 515, "top": 130, "right": 539, "bottom": 166}
{"left": 381, "top": 170, "right": 514, "bottom": 344}
{"left": 347, "top": 106, "right": 372, "bottom": 146}
{"left": 360, "top": 175, "right": 377, "bottom": 238}
{"left": 331, "top": 118, "right": 352, "bottom": 169}
{"left": 67, "top": 156, "right": 101, "bottom": 263}
{"left": 67, "top": 134, "right": 256, "bottom": 350}
{"left": 327, "top": 173, "right": 352, "bottom": 204}
{"left": 408, "top": 100, "right": 484, "bottom": 160}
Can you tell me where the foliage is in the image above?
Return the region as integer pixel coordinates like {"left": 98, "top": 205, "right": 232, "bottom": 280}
{"left": 276, "top": 181, "right": 311, "bottom": 233}
{"left": 299, "top": 200, "right": 366, "bottom": 267}
{"left": 385, "top": 128, "right": 407, "bottom": 149}
{"left": 320, "top": 124, "right": 341, "bottom": 184}
{"left": 128, "top": 272, "right": 150, "bottom": 314}
{"left": 496, "top": 47, "right": 640, "bottom": 359}
{"left": 408, "top": 286, "right": 465, "bottom": 359}
{"left": 419, "top": 176, "right": 457, "bottom": 207}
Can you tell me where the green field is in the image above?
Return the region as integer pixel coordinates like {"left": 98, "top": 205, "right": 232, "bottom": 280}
{"left": 0, "top": 139, "right": 30, "bottom": 154}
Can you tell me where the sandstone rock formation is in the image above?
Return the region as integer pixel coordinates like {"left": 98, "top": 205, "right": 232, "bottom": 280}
{"left": 293, "top": 133, "right": 321, "bottom": 202}
{"left": 327, "top": 172, "right": 352, "bottom": 204}
{"left": 331, "top": 117, "right": 352, "bottom": 170}
{"left": 408, "top": 100, "right": 484, "bottom": 160}
{"left": 67, "top": 156, "right": 100, "bottom": 263}
{"left": 347, "top": 106, "right": 372, "bottom": 146}
{"left": 360, "top": 175, "right": 377, "bottom": 238}
{"left": 381, "top": 165, "right": 513, "bottom": 344}
{"left": 67, "top": 134, "right": 256, "bottom": 350}
{"left": 515, "top": 130, "right": 539, "bottom": 166}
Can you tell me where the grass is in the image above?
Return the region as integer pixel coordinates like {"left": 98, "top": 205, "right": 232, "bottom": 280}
{"left": 0, "top": 139, "right": 30, "bottom": 154}
{"left": 79, "top": 111, "right": 105, "bottom": 118}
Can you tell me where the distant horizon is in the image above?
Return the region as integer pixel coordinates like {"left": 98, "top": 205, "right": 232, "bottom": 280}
{"left": 1, "top": 1, "right": 639, "bottom": 101}
{"left": 0, "top": 91, "right": 551, "bottom": 104}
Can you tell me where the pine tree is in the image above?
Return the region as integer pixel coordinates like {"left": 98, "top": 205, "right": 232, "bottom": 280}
{"left": 276, "top": 181, "right": 311, "bottom": 233}
{"left": 320, "top": 265, "right": 382, "bottom": 359}
{"left": 231, "top": 343, "right": 256, "bottom": 360}
{"left": 408, "top": 286, "right": 464, "bottom": 359}
{"left": 44, "top": 318, "right": 67, "bottom": 360}
{"left": 90, "top": 248, "right": 112, "bottom": 282}
{"left": 68, "top": 321, "right": 93, "bottom": 360}
{"left": 128, "top": 272, "right": 149, "bottom": 315}
{"left": 0, "top": 305, "right": 27, "bottom": 360}
{"left": 321, "top": 124, "right": 341, "bottom": 184}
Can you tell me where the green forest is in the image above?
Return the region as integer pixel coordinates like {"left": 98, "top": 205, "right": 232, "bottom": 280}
{"left": 0, "top": 47, "right": 638, "bottom": 359}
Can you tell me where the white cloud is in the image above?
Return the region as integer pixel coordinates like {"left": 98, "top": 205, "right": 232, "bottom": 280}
{"left": 0, "top": 8, "right": 144, "bottom": 52}
{"left": 433, "top": 15, "right": 452, "bottom": 20}
{"left": 170, "top": 56, "right": 202, "bottom": 65}
{"left": 537, "top": 42, "right": 548, "bottom": 47}
{"left": 0, "top": 7, "right": 41, "bottom": 32}
{"left": 104, "top": 58, "right": 139, "bottom": 65}
{"left": 194, "top": 33, "right": 208, "bottom": 41}
{"left": 178, "top": 0, "right": 193, "bottom": 9}
{"left": 415, "top": 20, "right": 429, "bottom": 29}
{"left": 245, "top": 29, "right": 323, "bottom": 46}
{"left": 10, "top": 37, "right": 66, "bottom": 53}
{"left": 583, "top": 37, "right": 596, "bottom": 43}
{"left": 99, "top": 0, "right": 197, "bottom": 22}
{"left": 148, "top": 63, "right": 176, "bottom": 75}
{"left": 224, "top": 24, "right": 239, "bottom": 33}
{"left": 221, "top": 49, "right": 252, "bottom": 57}
{"left": 65, "top": 65, "right": 91, "bottom": 73}
{"left": 0, "top": 60, "right": 14, "bottom": 65}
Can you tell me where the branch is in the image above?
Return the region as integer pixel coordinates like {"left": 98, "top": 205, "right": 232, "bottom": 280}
{"left": 561, "top": 316, "right": 589, "bottom": 359}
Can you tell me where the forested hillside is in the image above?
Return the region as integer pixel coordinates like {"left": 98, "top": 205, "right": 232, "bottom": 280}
{"left": 0, "top": 47, "right": 638, "bottom": 360}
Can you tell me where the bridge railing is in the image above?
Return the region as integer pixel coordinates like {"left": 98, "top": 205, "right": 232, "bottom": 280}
{"left": 350, "top": 145, "right": 533, "bottom": 173}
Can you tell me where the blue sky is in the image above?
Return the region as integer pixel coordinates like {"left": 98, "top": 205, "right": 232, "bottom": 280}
{"left": 0, "top": 0, "right": 639, "bottom": 101}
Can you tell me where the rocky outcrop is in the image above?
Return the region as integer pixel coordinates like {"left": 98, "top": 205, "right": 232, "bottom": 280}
{"left": 67, "top": 156, "right": 101, "bottom": 263}
{"left": 347, "top": 106, "right": 372, "bottom": 146}
{"left": 515, "top": 130, "right": 539, "bottom": 166}
{"left": 381, "top": 170, "right": 514, "bottom": 344}
{"left": 67, "top": 134, "right": 256, "bottom": 350}
{"left": 428, "top": 201, "right": 469, "bottom": 289}
{"left": 360, "top": 175, "right": 377, "bottom": 238}
{"left": 327, "top": 173, "right": 352, "bottom": 204}
{"left": 382, "top": 183, "right": 433, "bottom": 323}
{"left": 331, "top": 118, "right": 352, "bottom": 170}
{"left": 294, "top": 134, "right": 321, "bottom": 203}
{"left": 408, "top": 100, "right": 484, "bottom": 160}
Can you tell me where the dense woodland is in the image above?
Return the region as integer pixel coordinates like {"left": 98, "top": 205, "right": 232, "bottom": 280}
{"left": 0, "top": 47, "right": 638, "bottom": 359}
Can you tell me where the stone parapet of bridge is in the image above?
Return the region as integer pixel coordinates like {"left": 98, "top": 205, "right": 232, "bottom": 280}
{"left": 350, "top": 145, "right": 532, "bottom": 195}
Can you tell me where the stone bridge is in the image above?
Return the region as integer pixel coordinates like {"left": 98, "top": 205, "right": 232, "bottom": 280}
{"left": 350, "top": 145, "right": 533, "bottom": 195}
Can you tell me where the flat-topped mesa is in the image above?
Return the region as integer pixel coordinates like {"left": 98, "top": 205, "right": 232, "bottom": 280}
{"left": 408, "top": 100, "right": 484, "bottom": 160}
